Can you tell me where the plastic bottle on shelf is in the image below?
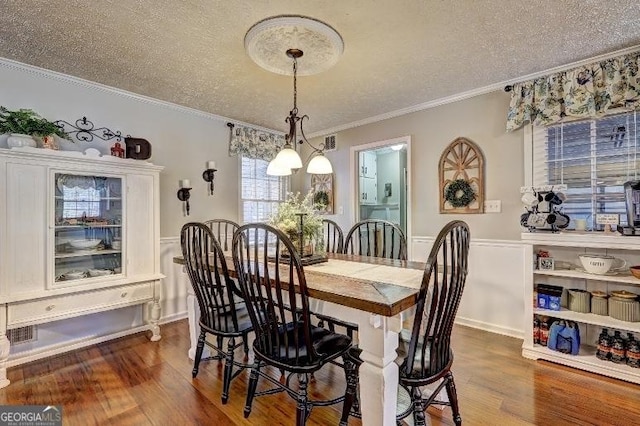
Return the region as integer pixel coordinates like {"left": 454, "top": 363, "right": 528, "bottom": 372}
{"left": 626, "top": 333, "right": 640, "bottom": 368}
{"left": 596, "top": 328, "right": 612, "bottom": 361}
{"left": 533, "top": 316, "right": 540, "bottom": 344}
{"left": 610, "top": 331, "right": 627, "bottom": 364}
{"left": 539, "top": 317, "right": 550, "bottom": 347}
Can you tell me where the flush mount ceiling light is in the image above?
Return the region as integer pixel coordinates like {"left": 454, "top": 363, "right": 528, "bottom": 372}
{"left": 245, "top": 16, "right": 343, "bottom": 175}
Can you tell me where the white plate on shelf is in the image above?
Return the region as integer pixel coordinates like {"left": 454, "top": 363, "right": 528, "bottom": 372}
{"left": 574, "top": 267, "right": 625, "bottom": 276}
{"left": 62, "top": 270, "right": 86, "bottom": 280}
{"left": 88, "top": 269, "right": 114, "bottom": 277}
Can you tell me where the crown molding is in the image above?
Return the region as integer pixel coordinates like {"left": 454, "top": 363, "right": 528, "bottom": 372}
{"left": 0, "top": 57, "right": 283, "bottom": 135}
{"left": 308, "top": 44, "right": 640, "bottom": 138}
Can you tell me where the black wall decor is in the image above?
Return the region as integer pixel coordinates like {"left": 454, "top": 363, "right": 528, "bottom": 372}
{"left": 54, "top": 117, "right": 122, "bottom": 143}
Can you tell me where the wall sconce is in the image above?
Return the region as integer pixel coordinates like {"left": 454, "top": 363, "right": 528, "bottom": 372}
{"left": 202, "top": 160, "right": 217, "bottom": 195}
{"left": 177, "top": 179, "right": 192, "bottom": 216}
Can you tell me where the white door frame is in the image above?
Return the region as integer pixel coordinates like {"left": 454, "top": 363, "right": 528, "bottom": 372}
{"left": 350, "top": 135, "right": 412, "bottom": 259}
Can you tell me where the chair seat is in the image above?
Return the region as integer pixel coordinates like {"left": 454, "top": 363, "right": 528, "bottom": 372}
{"left": 201, "top": 303, "right": 253, "bottom": 335}
{"left": 396, "top": 329, "right": 453, "bottom": 382}
{"left": 255, "top": 322, "right": 352, "bottom": 368}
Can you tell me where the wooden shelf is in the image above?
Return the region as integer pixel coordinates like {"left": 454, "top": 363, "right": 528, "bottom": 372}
{"left": 54, "top": 196, "right": 122, "bottom": 201}
{"left": 54, "top": 249, "right": 121, "bottom": 259}
{"left": 534, "top": 268, "right": 640, "bottom": 286}
{"left": 522, "top": 232, "right": 640, "bottom": 250}
{"left": 55, "top": 224, "right": 122, "bottom": 230}
{"left": 534, "top": 308, "right": 640, "bottom": 333}
{"left": 522, "top": 344, "right": 640, "bottom": 385}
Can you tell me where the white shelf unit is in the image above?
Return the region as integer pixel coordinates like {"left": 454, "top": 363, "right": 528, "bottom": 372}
{"left": 522, "top": 231, "right": 640, "bottom": 384}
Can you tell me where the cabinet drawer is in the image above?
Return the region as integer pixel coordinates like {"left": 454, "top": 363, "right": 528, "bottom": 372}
{"left": 7, "top": 282, "right": 154, "bottom": 326}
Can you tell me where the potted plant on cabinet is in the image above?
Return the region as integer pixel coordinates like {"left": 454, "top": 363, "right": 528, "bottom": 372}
{"left": 0, "top": 106, "right": 69, "bottom": 149}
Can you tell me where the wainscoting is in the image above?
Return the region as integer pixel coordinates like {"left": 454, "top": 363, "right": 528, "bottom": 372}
{"left": 6, "top": 236, "right": 526, "bottom": 367}
{"left": 411, "top": 237, "right": 527, "bottom": 338}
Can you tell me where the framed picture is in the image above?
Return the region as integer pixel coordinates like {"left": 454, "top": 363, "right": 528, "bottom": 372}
{"left": 310, "top": 173, "right": 334, "bottom": 214}
{"left": 538, "top": 257, "right": 555, "bottom": 271}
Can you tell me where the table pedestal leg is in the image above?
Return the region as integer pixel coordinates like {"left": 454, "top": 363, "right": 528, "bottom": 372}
{"left": 186, "top": 284, "right": 210, "bottom": 360}
{"left": 357, "top": 311, "right": 402, "bottom": 426}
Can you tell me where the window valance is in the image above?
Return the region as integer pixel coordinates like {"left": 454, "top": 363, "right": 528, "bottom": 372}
{"left": 228, "top": 124, "right": 285, "bottom": 161}
{"left": 506, "top": 51, "right": 640, "bottom": 131}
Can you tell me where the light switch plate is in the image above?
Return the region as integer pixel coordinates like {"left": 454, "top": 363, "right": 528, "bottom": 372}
{"left": 484, "top": 200, "right": 501, "bottom": 213}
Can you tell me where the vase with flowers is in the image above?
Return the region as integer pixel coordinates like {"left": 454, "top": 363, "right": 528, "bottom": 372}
{"left": 268, "top": 191, "right": 324, "bottom": 257}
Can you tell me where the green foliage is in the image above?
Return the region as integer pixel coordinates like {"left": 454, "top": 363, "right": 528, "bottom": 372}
{"left": 444, "top": 179, "right": 476, "bottom": 208}
{"left": 313, "top": 190, "right": 329, "bottom": 207}
{"left": 0, "top": 106, "right": 69, "bottom": 139}
{"left": 269, "top": 191, "right": 323, "bottom": 242}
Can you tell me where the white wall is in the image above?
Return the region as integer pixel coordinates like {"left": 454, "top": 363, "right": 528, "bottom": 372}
{"left": 312, "top": 90, "right": 525, "bottom": 241}
{"left": 0, "top": 59, "right": 240, "bottom": 236}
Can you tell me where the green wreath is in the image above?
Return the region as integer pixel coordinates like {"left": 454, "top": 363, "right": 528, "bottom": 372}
{"left": 445, "top": 179, "right": 476, "bottom": 208}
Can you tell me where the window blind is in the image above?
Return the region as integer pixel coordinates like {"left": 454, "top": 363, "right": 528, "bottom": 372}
{"left": 240, "top": 156, "right": 287, "bottom": 223}
{"left": 532, "top": 111, "right": 639, "bottom": 229}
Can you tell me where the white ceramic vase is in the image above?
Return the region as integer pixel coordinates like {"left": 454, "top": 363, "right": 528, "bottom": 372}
{"left": 7, "top": 133, "right": 37, "bottom": 148}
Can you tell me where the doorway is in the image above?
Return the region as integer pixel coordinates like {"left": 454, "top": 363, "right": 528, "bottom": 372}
{"left": 350, "top": 136, "right": 411, "bottom": 258}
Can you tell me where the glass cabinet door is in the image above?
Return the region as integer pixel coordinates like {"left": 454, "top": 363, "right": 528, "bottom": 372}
{"left": 53, "top": 173, "right": 123, "bottom": 284}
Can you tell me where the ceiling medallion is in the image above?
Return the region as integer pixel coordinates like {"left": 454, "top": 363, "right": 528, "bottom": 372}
{"left": 244, "top": 15, "right": 344, "bottom": 76}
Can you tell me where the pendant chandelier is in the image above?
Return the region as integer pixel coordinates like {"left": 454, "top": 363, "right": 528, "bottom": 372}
{"left": 267, "top": 49, "right": 333, "bottom": 176}
{"left": 244, "top": 16, "right": 343, "bottom": 177}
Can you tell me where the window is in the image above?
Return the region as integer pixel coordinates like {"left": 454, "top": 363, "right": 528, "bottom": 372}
{"left": 532, "top": 110, "right": 639, "bottom": 229}
{"left": 62, "top": 186, "right": 101, "bottom": 219}
{"left": 240, "top": 156, "right": 288, "bottom": 223}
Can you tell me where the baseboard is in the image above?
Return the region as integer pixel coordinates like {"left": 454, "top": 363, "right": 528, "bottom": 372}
{"left": 159, "top": 311, "right": 187, "bottom": 325}
{"left": 455, "top": 316, "right": 523, "bottom": 340}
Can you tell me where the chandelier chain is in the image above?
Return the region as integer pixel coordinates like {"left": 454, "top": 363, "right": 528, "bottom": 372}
{"left": 292, "top": 58, "right": 298, "bottom": 114}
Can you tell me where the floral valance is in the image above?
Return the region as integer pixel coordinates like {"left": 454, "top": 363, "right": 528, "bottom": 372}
{"left": 506, "top": 51, "right": 640, "bottom": 131}
{"left": 228, "top": 124, "right": 285, "bottom": 162}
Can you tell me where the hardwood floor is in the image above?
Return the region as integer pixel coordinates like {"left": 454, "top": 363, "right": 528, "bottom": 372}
{"left": 2, "top": 320, "right": 640, "bottom": 425}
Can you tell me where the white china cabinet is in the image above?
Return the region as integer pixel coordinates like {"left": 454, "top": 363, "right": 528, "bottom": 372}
{"left": 522, "top": 232, "right": 640, "bottom": 384}
{"left": 0, "top": 147, "right": 164, "bottom": 388}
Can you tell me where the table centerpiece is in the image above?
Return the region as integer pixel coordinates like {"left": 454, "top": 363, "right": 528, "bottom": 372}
{"left": 268, "top": 191, "right": 328, "bottom": 265}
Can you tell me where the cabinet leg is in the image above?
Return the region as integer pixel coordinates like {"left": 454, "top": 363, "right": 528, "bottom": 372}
{"left": 149, "top": 299, "right": 162, "bottom": 342}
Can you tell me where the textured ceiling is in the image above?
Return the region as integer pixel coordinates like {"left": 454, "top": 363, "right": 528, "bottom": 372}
{"left": 1, "top": 1, "right": 640, "bottom": 135}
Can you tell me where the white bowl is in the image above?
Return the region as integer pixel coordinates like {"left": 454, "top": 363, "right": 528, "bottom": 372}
{"left": 578, "top": 254, "right": 626, "bottom": 275}
{"left": 68, "top": 239, "right": 102, "bottom": 250}
{"left": 88, "top": 269, "right": 114, "bottom": 277}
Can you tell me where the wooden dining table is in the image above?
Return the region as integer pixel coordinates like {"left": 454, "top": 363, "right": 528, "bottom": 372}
{"left": 173, "top": 252, "right": 426, "bottom": 426}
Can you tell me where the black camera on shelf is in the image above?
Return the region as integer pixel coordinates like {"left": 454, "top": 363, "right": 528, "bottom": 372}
{"left": 520, "top": 190, "right": 569, "bottom": 233}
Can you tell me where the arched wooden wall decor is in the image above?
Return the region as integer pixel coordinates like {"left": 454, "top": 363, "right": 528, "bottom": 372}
{"left": 439, "top": 137, "right": 485, "bottom": 214}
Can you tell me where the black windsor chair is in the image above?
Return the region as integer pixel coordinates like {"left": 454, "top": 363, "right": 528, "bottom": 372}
{"left": 232, "top": 223, "right": 357, "bottom": 426}
{"left": 322, "top": 218, "right": 344, "bottom": 254}
{"left": 180, "top": 222, "right": 252, "bottom": 404}
{"left": 344, "top": 219, "right": 407, "bottom": 260}
{"left": 203, "top": 218, "right": 240, "bottom": 252}
{"left": 395, "top": 220, "right": 470, "bottom": 425}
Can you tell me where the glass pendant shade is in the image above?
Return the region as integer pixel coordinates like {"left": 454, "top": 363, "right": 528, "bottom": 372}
{"left": 274, "top": 146, "right": 303, "bottom": 169}
{"left": 266, "top": 159, "right": 292, "bottom": 176}
{"left": 306, "top": 153, "right": 333, "bottom": 174}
